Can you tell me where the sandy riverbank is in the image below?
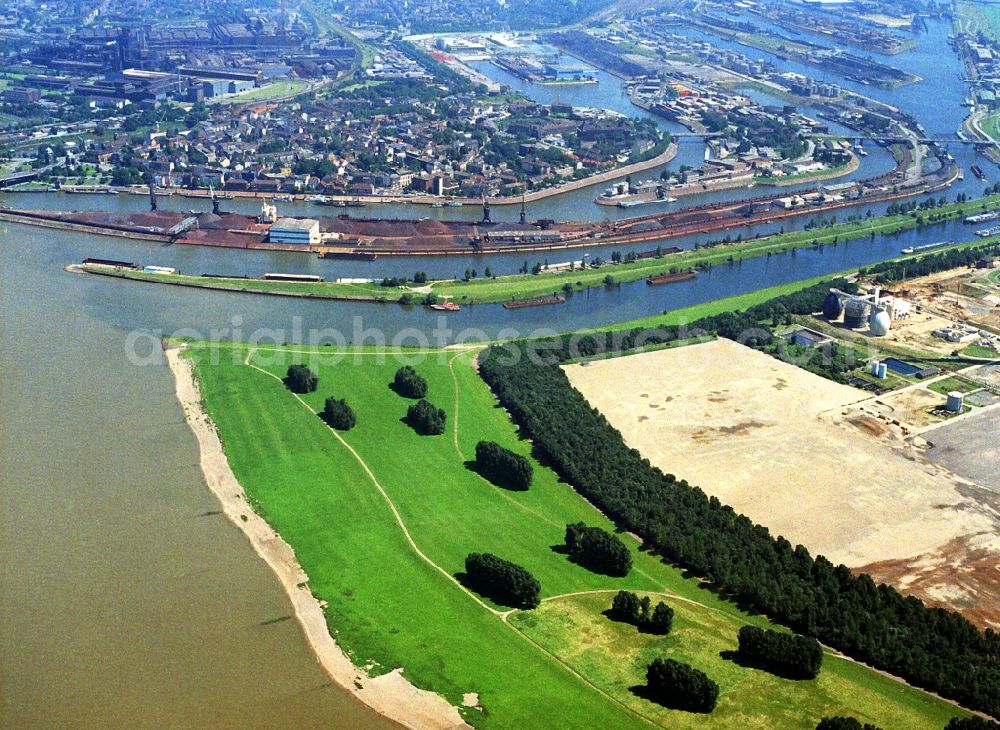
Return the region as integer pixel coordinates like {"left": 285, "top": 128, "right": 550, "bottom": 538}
{"left": 165, "top": 344, "right": 468, "bottom": 730}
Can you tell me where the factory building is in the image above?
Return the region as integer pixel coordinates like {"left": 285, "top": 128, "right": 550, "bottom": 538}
{"left": 269, "top": 218, "right": 320, "bottom": 245}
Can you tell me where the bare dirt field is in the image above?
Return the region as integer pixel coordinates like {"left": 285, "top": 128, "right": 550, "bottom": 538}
{"left": 858, "top": 387, "right": 951, "bottom": 429}
{"left": 897, "top": 267, "right": 1000, "bottom": 332}
{"left": 565, "top": 339, "right": 1000, "bottom": 627}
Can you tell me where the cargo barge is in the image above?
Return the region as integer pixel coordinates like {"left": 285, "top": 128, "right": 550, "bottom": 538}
{"left": 502, "top": 294, "right": 566, "bottom": 309}
{"left": 646, "top": 270, "right": 697, "bottom": 285}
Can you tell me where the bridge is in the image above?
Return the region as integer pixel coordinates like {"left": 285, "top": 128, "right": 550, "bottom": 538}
{"left": 0, "top": 170, "right": 41, "bottom": 189}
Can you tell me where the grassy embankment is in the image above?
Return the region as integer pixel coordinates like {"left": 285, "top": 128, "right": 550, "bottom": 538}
{"left": 79, "top": 193, "right": 1000, "bottom": 305}
{"left": 186, "top": 340, "right": 971, "bottom": 728}
{"left": 207, "top": 79, "right": 312, "bottom": 106}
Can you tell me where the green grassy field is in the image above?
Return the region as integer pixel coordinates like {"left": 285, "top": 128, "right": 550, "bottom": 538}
{"left": 961, "top": 342, "right": 999, "bottom": 358}
{"left": 186, "top": 341, "right": 970, "bottom": 728}
{"left": 208, "top": 79, "right": 311, "bottom": 105}
{"left": 511, "top": 593, "right": 958, "bottom": 729}
{"left": 927, "top": 375, "right": 982, "bottom": 395}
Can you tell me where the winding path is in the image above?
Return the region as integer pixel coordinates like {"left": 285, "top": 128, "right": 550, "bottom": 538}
{"left": 237, "top": 345, "right": 979, "bottom": 724}
{"left": 242, "top": 347, "right": 660, "bottom": 727}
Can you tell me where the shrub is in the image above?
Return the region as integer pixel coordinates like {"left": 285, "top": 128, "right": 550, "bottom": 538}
{"left": 610, "top": 590, "right": 642, "bottom": 624}
{"left": 608, "top": 591, "right": 672, "bottom": 634}
{"left": 738, "top": 625, "right": 823, "bottom": 680}
{"left": 464, "top": 552, "right": 540, "bottom": 608}
{"left": 406, "top": 399, "right": 446, "bottom": 435}
{"left": 565, "top": 522, "right": 631, "bottom": 576}
{"left": 284, "top": 363, "right": 318, "bottom": 393}
{"left": 321, "top": 397, "right": 356, "bottom": 431}
{"left": 475, "top": 440, "right": 533, "bottom": 489}
{"left": 944, "top": 719, "right": 1000, "bottom": 730}
{"left": 816, "top": 718, "right": 883, "bottom": 730}
{"left": 393, "top": 365, "right": 427, "bottom": 398}
{"left": 647, "top": 601, "right": 674, "bottom": 635}
{"left": 645, "top": 658, "right": 718, "bottom": 713}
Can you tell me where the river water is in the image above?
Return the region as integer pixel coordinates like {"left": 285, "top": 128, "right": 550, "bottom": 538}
{"left": 0, "top": 16, "right": 991, "bottom": 728}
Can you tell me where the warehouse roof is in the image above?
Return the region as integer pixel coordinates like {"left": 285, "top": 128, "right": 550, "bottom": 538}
{"left": 271, "top": 217, "right": 319, "bottom": 230}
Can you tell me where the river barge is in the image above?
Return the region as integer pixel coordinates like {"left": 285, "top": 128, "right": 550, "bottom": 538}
{"left": 502, "top": 294, "right": 566, "bottom": 309}
{"left": 646, "top": 270, "right": 697, "bottom": 285}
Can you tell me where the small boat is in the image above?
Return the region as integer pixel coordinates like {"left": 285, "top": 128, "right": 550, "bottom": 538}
{"left": 429, "top": 301, "right": 461, "bottom": 311}
{"left": 431, "top": 202, "right": 444, "bottom": 208}
{"left": 305, "top": 195, "right": 328, "bottom": 203}
{"left": 972, "top": 164, "right": 985, "bottom": 179}
{"left": 856, "top": 145, "right": 868, "bottom": 157}
{"left": 445, "top": 201, "right": 463, "bottom": 207}
{"left": 345, "top": 199, "right": 366, "bottom": 208}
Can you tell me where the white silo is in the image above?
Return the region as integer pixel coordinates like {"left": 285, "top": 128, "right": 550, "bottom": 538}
{"left": 946, "top": 391, "right": 964, "bottom": 413}
{"left": 870, "top": 307, "right": 891, "bottom": 337}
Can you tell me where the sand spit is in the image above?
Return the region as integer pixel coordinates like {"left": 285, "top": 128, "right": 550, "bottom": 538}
{"left": 165, "top": 344, "right": 468, "bottom": 730}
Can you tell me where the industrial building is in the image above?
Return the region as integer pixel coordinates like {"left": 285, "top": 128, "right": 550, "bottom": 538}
{"left": 823, "top": 286, "right": 911, "bottom": 336}
{"left": 268, "top": 217, "right": 320, "bottom": 245}
{"left": 781, "top": 326, "right": 834, "bottom": 348}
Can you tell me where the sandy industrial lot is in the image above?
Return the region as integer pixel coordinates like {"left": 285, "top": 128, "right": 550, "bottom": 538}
{"left": 565, "top": 339, "right": 999, "bottom": 625}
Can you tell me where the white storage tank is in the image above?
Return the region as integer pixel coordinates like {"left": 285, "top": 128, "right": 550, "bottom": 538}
{"left": 877, "top": 362, "right": 887, "bottom": 379}
{"left": 870, "top": 308, "right": 891, "bottom": 337}
{"left": 946, "top": 391, "right": 964, "bottom": 413}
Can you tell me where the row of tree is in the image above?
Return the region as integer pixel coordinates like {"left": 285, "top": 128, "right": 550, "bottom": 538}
{"left": 862, "top": 240, "right": 1000, "bottom": 284}
{"left": 609, "top": 591, "right": 673, "bottom": 635}
{"left": 475, "top": 441, "right": 533, "bottom": 489}
{"left": 565, "top": 523, "right": 632, "bottom": 577}
{"left": 464, "top": 553, "right": 540, "bottom": 609}
{"left": 817, "top": 718, "right": 882, "bottom": 730}
{"left": 818, "top": 716, "right": 999, "bottom": 729}
{"left": 478, "top": 278, "right": 1000, "bottom": 719}
{"left": 737, "top": 626, "right": 822, "bottom": 680}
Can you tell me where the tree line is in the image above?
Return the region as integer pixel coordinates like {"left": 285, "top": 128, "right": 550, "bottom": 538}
{"left": 478, "top": 278, "right": 1000, "bottom": 719}
{"left": 862, "top": 241, "right": 1000, "bottom": 284}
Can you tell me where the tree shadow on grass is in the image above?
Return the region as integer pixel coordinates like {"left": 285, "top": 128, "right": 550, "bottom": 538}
{"left": 547, "top": 543, "right": 629, "bottom": 578}
{"left": 464, "top": 459, "right": 529, "bottom": 491}
{"left": 628, "top": 685, "right": 714, "bottom": 714}
{"left": 719, "top": 650, "right": 815, "bottom": 681}
{"left": 388, "top": 380, "right": 425, "bottom": 399}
